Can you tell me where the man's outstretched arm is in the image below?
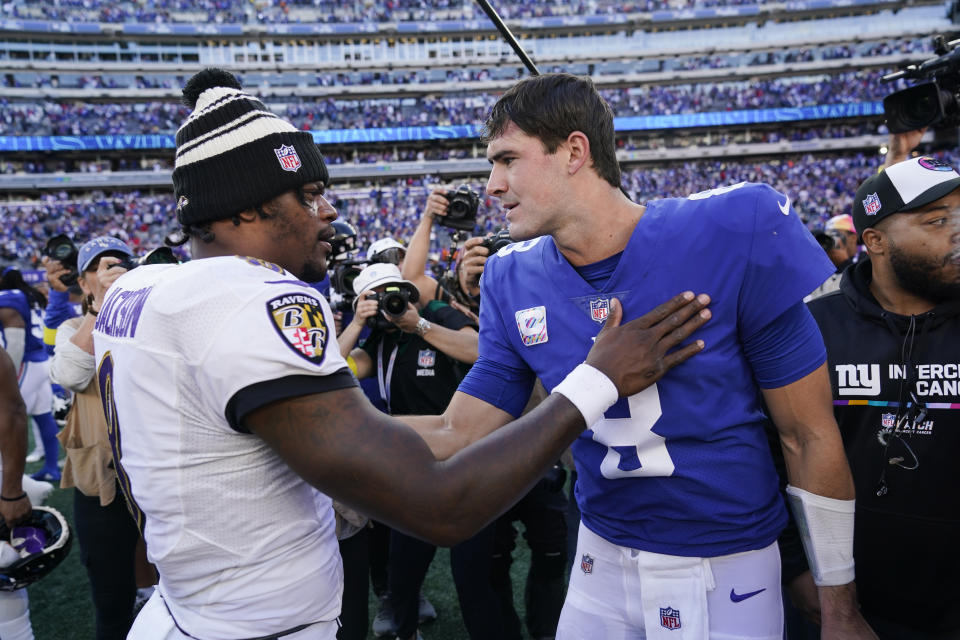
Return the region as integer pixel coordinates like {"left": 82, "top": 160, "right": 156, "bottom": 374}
{"left": 0, "top": 350, "right": 30, "bottom": 526}
{"left": 247, "top": 292, "right": 711, "bottom": 546}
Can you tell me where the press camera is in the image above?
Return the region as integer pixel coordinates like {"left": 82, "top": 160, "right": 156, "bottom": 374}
{"left": 883, "top": 36, "right": 960, "bottom": 133}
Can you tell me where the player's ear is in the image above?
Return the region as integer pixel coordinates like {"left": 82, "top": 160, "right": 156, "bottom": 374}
{"left": 565, "top": 131, "right": 590, "bottom": 176}
{"left": 860, "top": 227, "right": 884, "bottom": 256}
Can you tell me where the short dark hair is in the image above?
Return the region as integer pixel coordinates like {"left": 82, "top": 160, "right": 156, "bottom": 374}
{"left": 482, "top": 73, "right": 621, "bottom": 189}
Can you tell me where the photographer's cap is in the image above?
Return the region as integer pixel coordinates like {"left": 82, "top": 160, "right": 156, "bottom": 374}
{"left": 366, "top": 238, "right": 405, "bottom": 262}
{"left": 825, "top": 214, "right": 856, "bottom": 235}
{"left": 352, "top": 263, "right": 418, "bottom": 298}
{"left": 853, "top": 156, "right": 960, "bottom": 238}
{"left": 78, "top": 237, "right": 133, "bottom": 272}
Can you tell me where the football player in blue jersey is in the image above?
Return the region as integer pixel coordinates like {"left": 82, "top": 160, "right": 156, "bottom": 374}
{"left": 416, "top": 74, "right": 877, "bottom": 639}
{"left": 0, "top": 268, "right": 60, "bottom": 482}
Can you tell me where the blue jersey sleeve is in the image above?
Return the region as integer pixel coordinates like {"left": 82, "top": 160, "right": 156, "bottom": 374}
{"left": 456, "top": 254, "right": 536, "bottom": 416}
{"left": 44, "top": 289, "right": 78, "bottom": 331}
{"left": 0, "top": 291, "right": 29, "bottom": 322}
{"left": 743, "top": 301, "right": 826, "bottom": 389}
{"left": 737, "top": 185, "right": 835, "bottom": 340}
{"left": 457, "top": 356, "right": 535, "bottom": 418}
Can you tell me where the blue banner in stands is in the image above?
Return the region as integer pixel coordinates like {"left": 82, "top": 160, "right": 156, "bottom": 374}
{"left": 0, "top": 102, "right": 885, "bottom": 152}
{"left": 614, "top": 101, "right": 886, "bottom": 131}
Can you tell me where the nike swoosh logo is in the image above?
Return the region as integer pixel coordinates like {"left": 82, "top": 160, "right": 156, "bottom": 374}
{"left": 778, "top": 197, "right": 790, "bottom": 216}
{"left": 730, "top": 587, "right": 766, "bottom": 603}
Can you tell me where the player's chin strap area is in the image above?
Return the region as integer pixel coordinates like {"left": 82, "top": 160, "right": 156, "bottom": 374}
{"left": 785, "top": 485, "right": 856, "bottom": 587}
{"left": 160, "top": 592, "right": 340, "bottom": 640}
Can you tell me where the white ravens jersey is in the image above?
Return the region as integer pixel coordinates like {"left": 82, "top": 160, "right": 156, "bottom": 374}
{"left": 93, "top": 256, "right": 353, "bottom": 639}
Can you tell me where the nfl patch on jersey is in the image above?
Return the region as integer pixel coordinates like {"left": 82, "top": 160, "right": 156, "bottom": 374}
{"left": 515, "top": 306, "right": 548, "bottom": 346}
{"left": 267, "top": 293, "right": 329, "bottom": 364}
{"left": 589, "top": 298, "right": 610, "bottom": 323}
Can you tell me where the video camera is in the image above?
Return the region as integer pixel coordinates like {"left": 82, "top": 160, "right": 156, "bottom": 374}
{"left": 116, "top": 247, "right": 180, "bottom": 271}
{"left": 330, "top": 261, "right": 364, "bottom": 313}
{"left": 883, "top": 36, "right": 960, "bottom": 133}
{"left": 41, "top": 235, "right": 80, "bottom": 287}
{"left": 327, "top": 221, "right": 363, "bottom": 313}
{"left": 437, "top": 185, "right": 481, "bottom": 232}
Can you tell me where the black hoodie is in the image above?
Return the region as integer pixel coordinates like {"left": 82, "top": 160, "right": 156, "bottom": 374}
{"left": 807, "top": 257, "right": 960, "bottom": 633}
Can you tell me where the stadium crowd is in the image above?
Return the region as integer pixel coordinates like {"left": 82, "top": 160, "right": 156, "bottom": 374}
{"left": 7, "top": 0, "right": 792, "bottom": 25}
{"left": 0, "top": 37, "right": 930, "bottom": 92}
{"left": 5, "top": 148, "right": 956, "bottom": 271}
{"left": 1, "top": 70, "right": 893, "bottom": 136}
{"left": 0, "top": 122, "right": 883, "bottom": 176}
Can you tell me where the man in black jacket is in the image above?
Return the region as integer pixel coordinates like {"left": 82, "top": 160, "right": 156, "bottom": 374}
{"left": 802, "top": 154, "right": 960, "bottom": 638}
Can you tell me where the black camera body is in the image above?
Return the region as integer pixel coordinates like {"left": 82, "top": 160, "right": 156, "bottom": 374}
{"left": 439, "top": 186, "right": 481, "bottom": 232}
{"left": 363, "top": 286, "right": 418, "bottom": 330}
{"left": 117, "top": 247, "right": 180, "bottom": 271}
{"left": 480, "top": 229, "right": 513, "bottom": 256}
{"left": 42, "top": 235, "right": 80, "bottom": 287}
{"left": 884, "top": 36, "right": 960, "bottom": 133}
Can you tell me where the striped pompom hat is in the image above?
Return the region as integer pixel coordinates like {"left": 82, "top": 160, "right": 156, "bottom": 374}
{"left": 172, "top": 68, "right": 328, "bottom": 226}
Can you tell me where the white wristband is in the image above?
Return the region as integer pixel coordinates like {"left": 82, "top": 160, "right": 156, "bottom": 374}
{"left": 786, "top": 484, "right": 856, "bottom": 586}
{"left": 551, "top": 363, "right": 619, "bottom": 428}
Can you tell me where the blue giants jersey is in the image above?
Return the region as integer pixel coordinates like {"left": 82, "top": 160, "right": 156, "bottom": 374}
{"left": 464, "top": 182, "right": 834, "bottom": 557}
{"left": 0, "top": 290, "right": 47, "bottom": 363}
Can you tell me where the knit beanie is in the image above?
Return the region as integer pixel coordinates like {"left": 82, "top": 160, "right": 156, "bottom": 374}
{"left": 172, "top": 69, "right": 329, "bottom": 226}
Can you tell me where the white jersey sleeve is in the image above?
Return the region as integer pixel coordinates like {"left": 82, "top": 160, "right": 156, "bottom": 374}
{"left": 190, "top": 269, "right": 355, "bottom": 432}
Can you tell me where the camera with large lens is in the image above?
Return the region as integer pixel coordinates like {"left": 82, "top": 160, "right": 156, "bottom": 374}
{"left": 883, "top": 36, "right": 960, "bottom": 133}
{"left": 363, "top": 286, "right": 419, "bottom": 330}
{"left": 439, "top": 186, "right": 481, "bottom": 232}
{"left": 479, "top": 228, "right": 512, "bottom": 256}
{"left": 117, "top": 247, "right": 180, "bottom": 271}
{"left": 42, "top": 234, "right": 80, "bottom": 287}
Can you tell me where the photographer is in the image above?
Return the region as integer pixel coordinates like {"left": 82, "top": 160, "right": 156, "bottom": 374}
{"left": 403, "top": 188, "right": 510, "bottom": 324}
{"left": 50, "top": 237, "right": 156, "bottom": 640}
{"left": 399, "top": 188, "right": 450, "bottom": 305}
{"left": 807, "top": 225, "right": 855, "bottom": 302}
{"left": 338, "top": 263, "right": 499, "bottom": 640}
{"left": 40, "top": 234, "right": 82, "bottom": 355}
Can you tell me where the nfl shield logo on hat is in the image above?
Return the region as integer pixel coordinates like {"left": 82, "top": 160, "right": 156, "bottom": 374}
{"left": 589, "top": 298, "right": 609, "bottom": 323}
{"left": 580, "top": 554, "right": 594, "bottom": 574}
{"left": 882, "top": 413, "right": 895, "bottom": 428}
{"left": 274, "top": 145, "right": 302, "bottom": 172}
{"left": 660, "top": 607, "right": 682, "bottom": 630}
{"left": 862, "top": 192, "right": 882, "bottom": 216}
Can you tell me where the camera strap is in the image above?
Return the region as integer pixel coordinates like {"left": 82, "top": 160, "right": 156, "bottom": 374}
{"left": 376, "top": 341, "right": 399, "bottom": 413}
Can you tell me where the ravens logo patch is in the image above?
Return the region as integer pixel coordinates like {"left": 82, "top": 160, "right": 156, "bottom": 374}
{"left": 267, "top": 293, "right": 329, "bottom": 364}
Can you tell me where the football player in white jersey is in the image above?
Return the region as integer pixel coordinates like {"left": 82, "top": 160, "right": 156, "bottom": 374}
{"left": 93, "top": 69, "right": 711, "bottom": 640}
